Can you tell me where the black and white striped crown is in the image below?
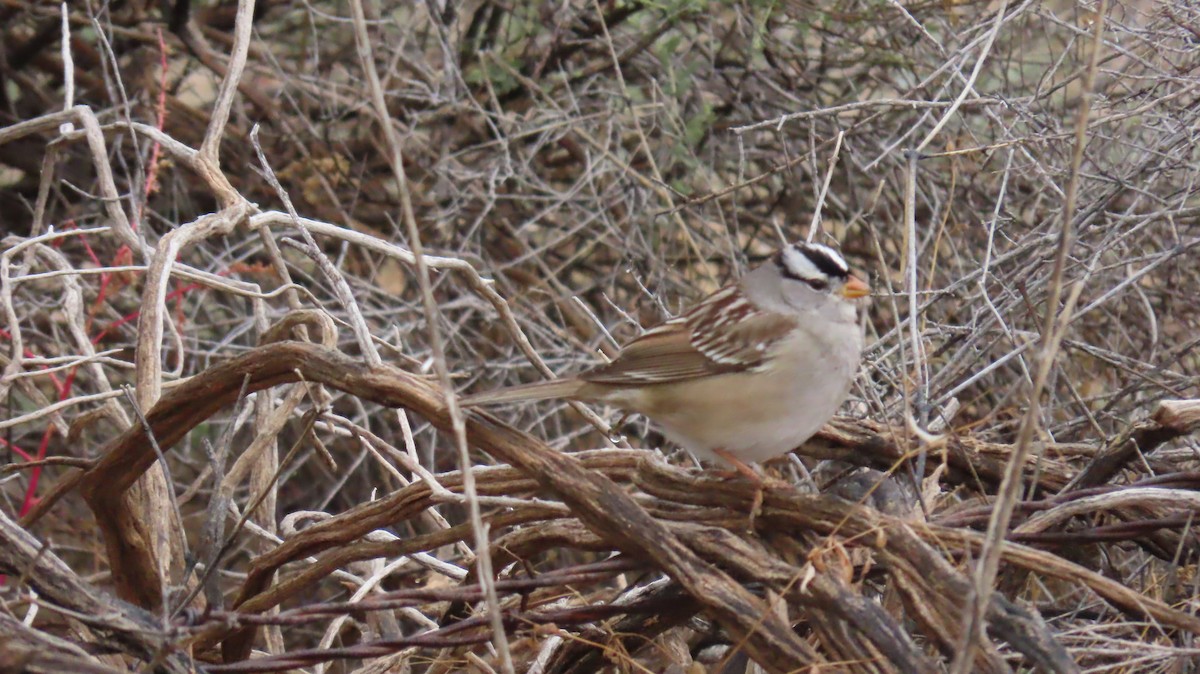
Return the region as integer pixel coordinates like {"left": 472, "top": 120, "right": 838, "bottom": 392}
{"left": 776, "top": 242, "right": 849, "bottom": 287}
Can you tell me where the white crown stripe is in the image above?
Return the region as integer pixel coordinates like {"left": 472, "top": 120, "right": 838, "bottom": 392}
{"left": 780, "top": 246, "right": 825, "bottom": 281}
{"left": 801, "top": 242, "right": 849, "bottom": 274}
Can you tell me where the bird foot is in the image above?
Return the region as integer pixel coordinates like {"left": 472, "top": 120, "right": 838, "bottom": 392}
{"left": 712, "top": 448, "right": 767, "bottom": 529}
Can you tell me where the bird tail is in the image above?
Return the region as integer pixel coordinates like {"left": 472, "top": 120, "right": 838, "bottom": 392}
{"left": 458, "top": 379, "right": 584, "bottom": 407}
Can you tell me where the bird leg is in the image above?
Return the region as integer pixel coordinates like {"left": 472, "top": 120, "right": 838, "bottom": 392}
{"left": 712, "top": 448, "right": 765, "bottom": 525}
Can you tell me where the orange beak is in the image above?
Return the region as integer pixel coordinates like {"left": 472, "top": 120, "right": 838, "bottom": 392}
{"left": 840, "top": 275, "right": 871, "bottom": 299}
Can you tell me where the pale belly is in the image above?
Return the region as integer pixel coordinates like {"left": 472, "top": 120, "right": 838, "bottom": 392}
{"left": 609, "top": 351, "right": 856, "bottom": 466}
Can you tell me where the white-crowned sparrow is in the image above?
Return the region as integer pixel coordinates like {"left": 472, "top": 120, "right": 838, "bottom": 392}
{"left": 462, "top": 242, "right": 869, "bottom": 473}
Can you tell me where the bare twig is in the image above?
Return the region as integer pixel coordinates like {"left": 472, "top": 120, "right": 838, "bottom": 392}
{"left": 955, "top": 3, "right": 1110, "bottom": 670}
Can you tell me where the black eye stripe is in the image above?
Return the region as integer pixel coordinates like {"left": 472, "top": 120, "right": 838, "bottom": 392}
{"left": 773, "top": 245, "right": 851, "bottom": 292}
{"left": 774, "top": 253, "right": 830, "bottom": 290}
{"left": 798, "top": 245, "right": 850, "bottom": 279}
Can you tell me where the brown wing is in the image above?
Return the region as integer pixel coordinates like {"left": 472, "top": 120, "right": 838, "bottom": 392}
{"left": 581, "top": 287, "right": 799, "bottom": 386}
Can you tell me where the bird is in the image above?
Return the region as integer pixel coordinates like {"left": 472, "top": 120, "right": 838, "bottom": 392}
{"left": 461, "top": 241, "right": 869, "bottom": 480}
